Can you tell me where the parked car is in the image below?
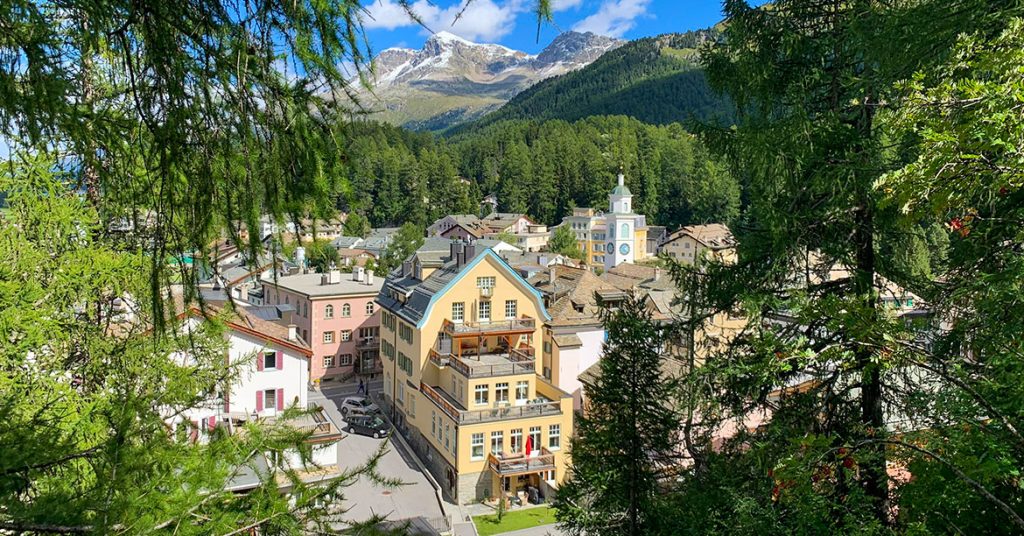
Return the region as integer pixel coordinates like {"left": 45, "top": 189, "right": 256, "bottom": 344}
{"left": 344, "top": 415, "right": 390, "bottom": 439}
{"left": 340, "top": 396, "right": 380, "bottom": 416}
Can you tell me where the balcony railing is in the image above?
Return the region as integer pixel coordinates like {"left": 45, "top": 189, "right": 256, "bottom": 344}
{"left": 420, "top": 382, "right": 563, "bottom": 425}
{"left": 443, "top": 317, "right": 536, "bottom": 337}
{"left": 355, "top": 338, "right": 379, "bottom": 350}
{"left": 488, "top": 448, "right": 556, "bottom": 476}
{"left": 428, "top": 347, "right": 537, "bottom": 378}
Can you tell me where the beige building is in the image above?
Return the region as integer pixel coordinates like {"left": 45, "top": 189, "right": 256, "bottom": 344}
{"left": 376, "top": 240, "right": 574, "bottom": 504}
{"left": 554, "top": 174, "right": 649, "bottom": 269}
{"left": 661, "top": 223, "right": 737, "bottom": 266}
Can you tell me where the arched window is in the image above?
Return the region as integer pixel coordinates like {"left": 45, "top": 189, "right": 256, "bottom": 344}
{"left": 324, "top": 304, "right": 334, "bottom": 319}
{"left": 620, "top": 223, "right": 629, "bottom": 237}
{"left": 342, "top": 303, "right": 351, "bottom": 317}
{"left": 366, "top": 302, "right": 375, "bottom": 315}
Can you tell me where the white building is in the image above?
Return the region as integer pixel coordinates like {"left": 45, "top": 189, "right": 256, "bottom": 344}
{"left": 603, "top": 173, "right": 645, "bottom": 271}
{"left": 169, "top": 304, "right": 340, "bottom": 469}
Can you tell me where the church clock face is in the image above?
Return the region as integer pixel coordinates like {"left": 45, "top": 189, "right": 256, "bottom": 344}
{"left": 606, "top": 242, "right": 615, "bottom": 254}
{"left": 619, "top": 243, "right": 630, "bottom": 255}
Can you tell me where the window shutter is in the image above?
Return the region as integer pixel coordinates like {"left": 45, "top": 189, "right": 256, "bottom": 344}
{"left": 257, "top": 353, "right": 264, "bottom": 371}
{"left": 207, "top": 416, "right": 216, "bottom": 431}
{"left": 190, "top": 421, "right": 199, "bottom": 443}
{"left": 276, "top": 351, "right": 282, "bottom": 371}
{"left": 255, "top": 392, "right": 263, "bottom": 412}
{"left": 276, "top": 388, "right": 284, "bottom": 411}
{"left": 223, "top": 393, "right": 230, "bottom": 414}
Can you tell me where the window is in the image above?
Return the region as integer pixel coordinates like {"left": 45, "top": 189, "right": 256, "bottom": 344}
{"left": 495, "top": 382, "right": 509, "bottom": 403}
{"left": 382, "top": 340, "right": 395, "bottom": 361}
{"left": 359, "top": 327, "right": 379, "bottom": 339}
{"left": 366, "top": 302, "right": 375, "bottom": 315}
{"left": 340, "top": 330, "right": 352, "bottom": 342}
{"left": 323, "top": 331, "right": 334, "bottom": 344}
{"left": 431, "top": 412, "right": 437, "bottom": 436}
{"left": 324, "top": 304, "right": 334, "bottom": 319}
{"left": 323, "top": 355, "right": 334, "bottom": 368}
{"left": 548, "top": 424, "right": 561, "bottom": 449}
{"left": 529, "top": 426, "right": 541, "bottom": 451}
{"left": 476, "top": 276, "right": 496, "bottom": 289}
{"left": 543, "top": 340, "right": 551, "bottom": 353}
{"left": 479, "top": 301, "right": 491, "bottom": 322}
{"left": 342, "top": 303, "right": 351, "bottom": 317}
{"left": 398, "top": 352, "right": 413, "bottom": 375}
{"left": 339, "top": 354, "right": 352, "bottom": 366}
{"left": 474, "top": 384, "right": 489, "bottom": 405}
{"left": 444, "top": 423, "right": 450, "bottom": 450}
{"left": 264, "top": 389, "right": 277, "bottom": 410}
{"left": 504, "top": 300, "right": 517, "bottom": 320}
{"left": 397, "top": 381, "right": 405, "bottom": 404}
{"left": 399, "top": 323, "right": 413, "bottom": 344}
{"left": 510, "top": 428, "right": 523, "bottom": 453}
{"left": 471, "top": 433, "right": 485, "bottom": 460}
{"left": 451, "top": 302, "right": 465, "bottom": 323}
{"left": 515, "top": 381, "right": 529, "bottom": 402}
{"left": 263, "top": 351, "right": 277, "bottom": 370}
{"left": 490, "top": 431, "right": 504, "bottom": 455}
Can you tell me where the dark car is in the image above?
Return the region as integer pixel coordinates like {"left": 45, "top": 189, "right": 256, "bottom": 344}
{"left": 344, "top": 415, "right": 390, "bottom": 439}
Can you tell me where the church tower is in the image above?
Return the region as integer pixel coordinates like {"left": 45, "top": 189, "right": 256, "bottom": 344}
{"left": 605, "top": 172, "right": 636, "bottom": 270}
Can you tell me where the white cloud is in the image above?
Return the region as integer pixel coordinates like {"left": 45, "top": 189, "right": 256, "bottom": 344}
{"left": 362, "top": 0, "right": 418, "bottom": 30}
{"left": 552, "top": 0, "right": 584, "bottom": 11}
{"left": 572, "top": 0, "right": 650, "bottom": 37}
{"left": 361, "top": 0, "right": 521, "bottom": 42}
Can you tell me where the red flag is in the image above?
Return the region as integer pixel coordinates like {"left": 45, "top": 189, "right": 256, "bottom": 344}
{"left": 525, "top": 435, "right": 533, "bottom": 457}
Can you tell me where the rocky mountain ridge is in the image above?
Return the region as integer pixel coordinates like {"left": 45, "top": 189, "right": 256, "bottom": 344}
{"left": 355, "top": 31, "right": 623, "bottom": 131}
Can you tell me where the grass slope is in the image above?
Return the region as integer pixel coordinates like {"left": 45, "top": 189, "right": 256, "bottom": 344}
{"left": 473, "top": 506, "right": 558, "bottom": 536}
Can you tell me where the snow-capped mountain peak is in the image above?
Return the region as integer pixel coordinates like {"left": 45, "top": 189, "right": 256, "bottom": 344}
{"left": 358, "top": 31, "right": 624, "bottom": 130}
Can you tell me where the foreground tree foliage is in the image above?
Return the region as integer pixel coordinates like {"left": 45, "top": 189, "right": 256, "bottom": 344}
{"left": 0, "top": 0, "right": 412, "bottom": 532}
{"left": 0, "top": 161, "right": 398, "bottom": 534}
{"left": 554, "top": 296, "right": 678, "bottom": 536}
{"left": 650, "top": 1, "right": 1024, "bottom": 534}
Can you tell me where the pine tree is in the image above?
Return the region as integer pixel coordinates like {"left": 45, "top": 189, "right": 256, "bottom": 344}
{"left": 555, "top": 296, "right": 678, "bottom": 536}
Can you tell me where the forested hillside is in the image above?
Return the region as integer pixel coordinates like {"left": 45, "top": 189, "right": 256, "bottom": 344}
{"left": 343, "top": 116, "right": 739, "bottom": 230}
{"left": 458, "top": 29, "right": 732, "bottom": 131}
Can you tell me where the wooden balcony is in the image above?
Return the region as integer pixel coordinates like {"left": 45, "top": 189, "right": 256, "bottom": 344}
{"left": 420, "top": 382, "right": 563, "bottom": 425}
{"left": 488, "top": 448, "right": 557, "bottom": 476}
{"left": 443, "top": 317, "right": 536, "bottom": 338}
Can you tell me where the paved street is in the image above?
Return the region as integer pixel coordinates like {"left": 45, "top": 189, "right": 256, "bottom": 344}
{"left": 310, "top": 383, "right": 452, "bottom": 532}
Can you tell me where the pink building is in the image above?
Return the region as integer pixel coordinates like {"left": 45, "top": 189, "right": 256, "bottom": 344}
{"left": 262, "top": 267, "right": 384, "bottom": 381}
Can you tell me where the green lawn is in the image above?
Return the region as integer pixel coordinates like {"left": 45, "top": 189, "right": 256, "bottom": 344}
{"left": 473, "top": 506, "right": 557, "bottom": 536}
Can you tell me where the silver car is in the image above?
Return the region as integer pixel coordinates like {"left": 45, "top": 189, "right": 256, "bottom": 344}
{"left": 340, "top": 396, "right": 380, "bottom": 416}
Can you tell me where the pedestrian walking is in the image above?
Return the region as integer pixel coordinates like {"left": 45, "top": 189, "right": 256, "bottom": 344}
{"left": 357, "top": 378, "right": 365, "bottom": 395}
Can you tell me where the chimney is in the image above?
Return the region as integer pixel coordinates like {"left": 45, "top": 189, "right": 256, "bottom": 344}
{"left": 654, "top": 267, "right": 661, "bottom": 281}
{"left": 449, "top": 240, "right": 459, "bottom": 263}
{"left": 287, "top": 324, "right": 297, "bottom": 341}
{"left": 353, "top": 266, "right": 365, "bottom": 282}
{"left": 549, "top": 265, "right": 556, "bottom": 287}
{"left": 325, "top": 262, "right": 341, "bottom": 284}
{"left": 365, "top": 270, "right": 374, "bottom": 285}
{"left": 465, "top": 241, "right": 477, "bottom": 261}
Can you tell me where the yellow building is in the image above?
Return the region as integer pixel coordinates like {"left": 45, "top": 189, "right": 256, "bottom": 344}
{"left": 376, "top": 239, "right": 574, "bottom": 504}
{"left": 554, "top": 173, "right": 649, "bottom": 269}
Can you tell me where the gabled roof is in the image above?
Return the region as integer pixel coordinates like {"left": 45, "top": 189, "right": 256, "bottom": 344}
{"left": 664, "top": 223, "right": 736, "bottom": 250}
{"left": 190, "top": 303, "right": 311, "bottom": 356}
{"left": 378, "top": 247, "right": 551, "bottom": 329}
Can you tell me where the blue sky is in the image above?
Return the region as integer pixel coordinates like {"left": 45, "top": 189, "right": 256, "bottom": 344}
{"left": 361, "top": 0, "right": 761, "bottom": 53}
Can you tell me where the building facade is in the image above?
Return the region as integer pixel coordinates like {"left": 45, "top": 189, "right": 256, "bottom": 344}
{"left": 376, "top": 241, "right": 574, "bottom": 504}
{"left": 262, "top": 267, "right": 383, "bottom": 381}
{"left": 661, "top": 224, "right": 737, "bottom": 266}
{"left": 554, "top": 173, "right": 648, "bottom": 268}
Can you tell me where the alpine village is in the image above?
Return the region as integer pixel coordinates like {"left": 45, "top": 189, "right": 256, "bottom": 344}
{"left": 2, "top": 1, "right": 1022, "bottom": 535}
